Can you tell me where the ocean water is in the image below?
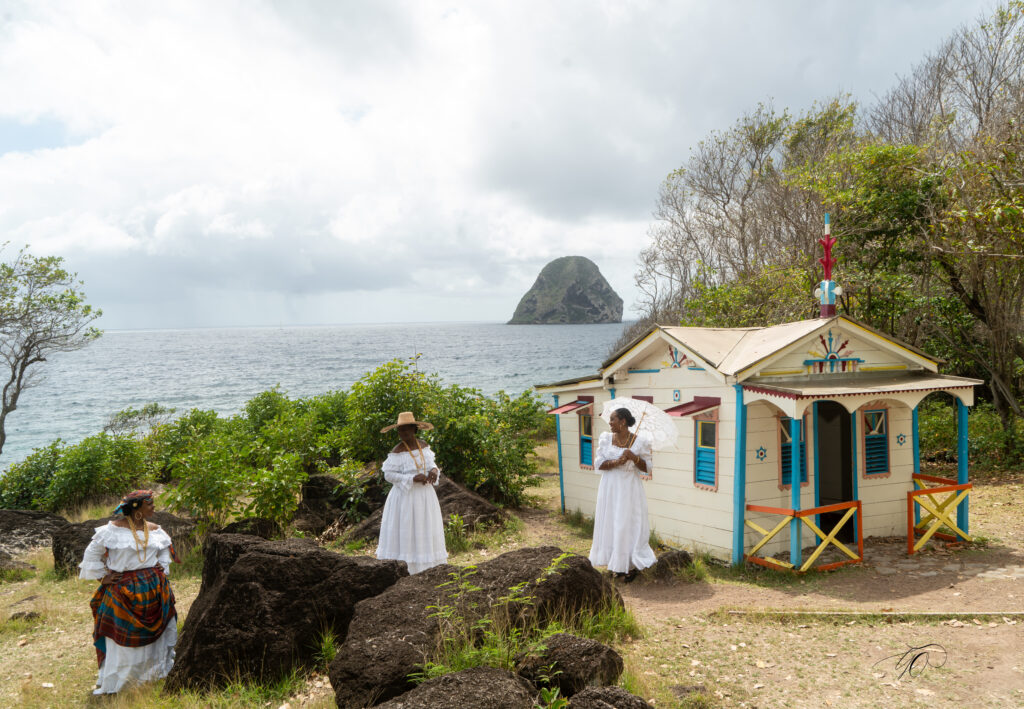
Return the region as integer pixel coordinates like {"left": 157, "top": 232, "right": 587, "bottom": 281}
{"left": 0, "top": 322, "right": 626, "bottom": 469}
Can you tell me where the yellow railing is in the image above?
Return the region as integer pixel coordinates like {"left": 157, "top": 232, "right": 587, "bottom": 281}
{"left": 907, "top": 473, "right": 972, "bottom": 554}
{"left": 745, "top": 500, "right": 863, "bottom": 573}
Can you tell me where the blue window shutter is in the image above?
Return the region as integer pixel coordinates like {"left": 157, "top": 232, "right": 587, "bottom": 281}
{"left": 696, "top": 448, "right": 716, "bottom": 485}
{"left": 780, "top": 418, "right": 808, "bottom": 485}
{"left": 580, "top": 437, "right": 593, "bottom": 466}
{"left": 863, "top": 410, "right": 889, "bottom": 475}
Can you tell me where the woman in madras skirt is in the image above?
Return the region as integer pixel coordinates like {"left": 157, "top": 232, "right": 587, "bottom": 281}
{"left": 79, "top": 489, "right": 178, "bottom": 694}
{"left": 376, "top": 411, "right": 448, "bottom": 574}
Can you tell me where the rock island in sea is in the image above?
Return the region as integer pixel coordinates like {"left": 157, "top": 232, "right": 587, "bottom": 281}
{"left": 508, "top": 255, "right": 623, "bottom": 324}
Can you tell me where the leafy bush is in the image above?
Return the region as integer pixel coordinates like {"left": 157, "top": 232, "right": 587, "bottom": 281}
{"left": 39, "top": 433, "right": 146, "bottom": 511}
{"left": 0, "top": 440, "right": 64, "bottom": 509}
{"left": 917, "top": 397, "right": 1022, "bottom": 470}
{"left": 342, "top": 360, "right": 548, "bottom": 506}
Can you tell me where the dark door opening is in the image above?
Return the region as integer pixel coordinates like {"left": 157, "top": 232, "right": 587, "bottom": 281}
{"left": 816, "top": 401, "right": 854, "bottom": 543}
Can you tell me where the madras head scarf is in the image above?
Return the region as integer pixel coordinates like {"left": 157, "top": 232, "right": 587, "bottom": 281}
{"left": 113, "top": 489, "right": 155, "bottom": 517}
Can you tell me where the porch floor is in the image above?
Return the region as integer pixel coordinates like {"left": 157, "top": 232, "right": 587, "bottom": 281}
{"left": 767, "top": 535, "right": 1024, "bottom": 579}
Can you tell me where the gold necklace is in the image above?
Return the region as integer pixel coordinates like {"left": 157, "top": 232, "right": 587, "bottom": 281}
{"left": 402, "top": 438, "right": 427, "bottom": 473}
{"left": 126, "top": 515, "right": 150, "bottom": 563}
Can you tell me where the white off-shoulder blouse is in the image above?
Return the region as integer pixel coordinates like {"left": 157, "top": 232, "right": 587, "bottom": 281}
{"left": 78, "top": 523, "right": 176, "bottom": 579}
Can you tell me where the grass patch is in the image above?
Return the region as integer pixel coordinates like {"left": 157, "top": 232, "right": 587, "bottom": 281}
{"left": 176, "top": 542, "right": 205, "bottom": 578}
{"left": 561, "top": 508, "right": 594, "bottom": 537}
{"left": 314, "top": 629, "right": 339, "bottom": 667}
{"left": 444, "top": 513, "right": 471, "bottom": 554}
{"left": 674, "top": 550, "right": 712, "bottom": 583}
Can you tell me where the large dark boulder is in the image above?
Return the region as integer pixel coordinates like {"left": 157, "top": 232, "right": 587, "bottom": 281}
{"left": 294, "top": 472, "right": 388, "bottom": 537}
{"left": 516, "top": 633, "right": 623, "bottom": 697}
{"left": 0, "top": 510, "right": 69, "bottom": 555}
{"left": 328, "top": 546, "right": 620, "bottom": 708}
{"left": 509, "top": 256, "right": 623, "bottom": 324}
{"left": 218, "top": 517, "right": 280, "bottom": 539}
{"left": 0, "top": 548, "right": 35, "bottom": 574}
{"left": 164, "top": 534, "right": 407, "bottom": 691}
{"left": 569, "top": 686, "right": 652, "bottom": 709}
{"left": 376, "top": 667, "right": 537, "bottom": 709}
{"left": 51, "top": 511, "right": 197, "bottom": 577}
{"left": 346, "top": 476, "right": 504, "bottom": 542}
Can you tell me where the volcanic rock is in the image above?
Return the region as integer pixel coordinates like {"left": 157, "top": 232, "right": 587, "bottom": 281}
{"left": 0, "top": 510, "right": 69, "bottom": 555}
{"left": 376, "top": 667, "right": 537, "bottom": 708}
{"left": 509, "top": 256, "right": 622, "bottom": 324}
{"left": 569, "top": 686, "right": 652, "bottom": 709}
{"left": 164, "top": 534, "right": 407, "bottom": 690}
{"left": 644, "top": 549, "right": 694, "bottom": 581}
{"left": 516, "top": 633, "right": 623, "bottom": 697}
{"left": 346, "top": 476, "right": 503, "bottom": 542}
{"left": 328, "top": 546, "right": 620, "bottom": 707}
{"left": 218, "top": 517, "right": 280, "bottom": 539}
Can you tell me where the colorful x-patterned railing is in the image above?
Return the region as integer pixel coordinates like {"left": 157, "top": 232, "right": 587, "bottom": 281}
{"left": 907, "top": 473, "right": 972, "bottom": 554}
{"left": 744, "top": 500, "right": 864, "bottom": 572}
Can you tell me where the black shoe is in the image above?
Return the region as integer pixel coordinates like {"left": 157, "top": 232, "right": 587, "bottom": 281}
{"left": 624, "top": 569, "right": 639, "bottom": 583}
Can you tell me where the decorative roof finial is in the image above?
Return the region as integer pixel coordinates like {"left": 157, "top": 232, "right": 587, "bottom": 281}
{"left": 814, "top": 213, "right": 841, "bottom": 318}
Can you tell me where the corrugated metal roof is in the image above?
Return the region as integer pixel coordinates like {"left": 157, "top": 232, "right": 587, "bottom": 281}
{"left": 662, "top": 320, "right": 825, "bottom": 375}
{"left": 742, "top": 373, "right": 983, "bottom": 400}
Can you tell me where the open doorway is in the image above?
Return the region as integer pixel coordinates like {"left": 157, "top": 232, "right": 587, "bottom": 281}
{"left": 816, "top": 401, "right": 854, "bottom": 542}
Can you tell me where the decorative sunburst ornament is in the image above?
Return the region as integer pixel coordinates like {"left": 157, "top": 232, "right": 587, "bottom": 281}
{"left": 896, "top": 433, "right": 907, "bottom": 446}
{"left": 756, "top": 446, "right": 767, "bottom": 461}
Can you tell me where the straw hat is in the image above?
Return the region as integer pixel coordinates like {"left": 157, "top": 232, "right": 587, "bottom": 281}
{"left": 380, "top": 411, "right": 434, "bottom": 433}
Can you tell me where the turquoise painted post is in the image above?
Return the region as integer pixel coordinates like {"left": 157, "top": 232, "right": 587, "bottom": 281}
{"left": 851, "top": 412, "right": 859, "bottom": 502}
{"left": 731, "top": 384, "right": 748, "bottom": 565}
{"left": 609, "top": 388, "right": 615, "bottom": 400}
{"left": 957, "top": 399, "right": 969, "bottom": 533}
{"left": 813, "top": 403, "right": 821, "bottom": 531}
{"left": 554, "top": 395, "right": 565, "bottom": 513}
{"left": 789, "top": 415, "right": 802, "bottom": 566}
{"left": 913, "top": 406, "right": 921, "bottom": 526}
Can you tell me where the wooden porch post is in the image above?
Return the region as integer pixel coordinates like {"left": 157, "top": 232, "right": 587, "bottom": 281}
{"left": 789, "top": 415, "right": 802, "bottom": 566}
{"left": 553, "top": 395, "right": 565, "bottom": 514}
{"left": 957, "top": 398, "right": 969, "bottom": 534}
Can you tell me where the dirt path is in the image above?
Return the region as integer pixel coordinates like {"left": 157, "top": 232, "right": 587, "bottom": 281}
{"left": 517, "top": 466, "right": 1024, "bottom": 707}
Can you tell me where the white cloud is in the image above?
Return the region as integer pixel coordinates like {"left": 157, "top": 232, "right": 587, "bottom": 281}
{"left": 0, "top": 0, "right": 992, "bottom": 328}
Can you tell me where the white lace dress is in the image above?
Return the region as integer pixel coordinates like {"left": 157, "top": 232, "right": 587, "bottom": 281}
{"left": 79, "top": 523, "right": 178, "bottom": 694}
{"left": 588, "top": 432, "right": 658, "bottom": 574}
{"left": 376, "top": 446, "right": 448, "bottom": 574}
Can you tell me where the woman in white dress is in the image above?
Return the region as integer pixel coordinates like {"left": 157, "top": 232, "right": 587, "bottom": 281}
{"left": 79, "top": 489, "right": 178, "bottom": 694}
{"left": 589, "top": 408, "right": 657, "bottom": 580}
{"left": 375, "top": 411, "right": 448, "bottom": 574}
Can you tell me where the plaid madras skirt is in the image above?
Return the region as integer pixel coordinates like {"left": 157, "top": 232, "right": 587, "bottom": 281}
{"left": 90, "top": 566, "right": 177, "bottom": 667}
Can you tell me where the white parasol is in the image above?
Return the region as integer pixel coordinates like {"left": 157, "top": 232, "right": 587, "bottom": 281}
{"left": 600, "top": 398, "right": 679, "bottom": 451}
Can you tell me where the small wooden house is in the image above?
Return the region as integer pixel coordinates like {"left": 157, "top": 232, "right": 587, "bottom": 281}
{"left": 537, "top": 224, "right": 983, "bottom": 569}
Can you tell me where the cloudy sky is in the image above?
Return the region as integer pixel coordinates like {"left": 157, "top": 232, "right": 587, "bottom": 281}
{"left": 0, "top": 1, "right": 992, "bottom": 329}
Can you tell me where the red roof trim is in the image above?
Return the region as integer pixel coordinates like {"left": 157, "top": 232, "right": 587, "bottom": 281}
{"left": 547, "top": 400, "right": 593, "bottom": 415}
{"left": 665, "top": 396, "right": 721, "bottom": 417}
{"left": 742, "top": 383, "right": 975, "bottom": 400}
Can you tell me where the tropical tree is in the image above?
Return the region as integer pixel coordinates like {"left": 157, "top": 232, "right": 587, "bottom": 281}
{"left": 0, "top": 248, "right": 102, "bottom": 455}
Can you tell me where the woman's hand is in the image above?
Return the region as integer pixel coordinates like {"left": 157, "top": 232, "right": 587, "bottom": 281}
{"left": 100, "top": 571, "right": 122, "bottom": 586}
{"left": 413, "top": 473, "right": 429, "bottom": 485}
{"left": 427, "top": 468, "right": 439, "bottom": 484}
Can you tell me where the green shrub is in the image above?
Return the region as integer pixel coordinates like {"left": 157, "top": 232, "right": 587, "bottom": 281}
{"left": 40, "top": 433, "right": 146, "bottom": 512}
{"left": 918, "top": 398, "right": 1023, "bottom": 470}
{"left": 0, "top": 440, "right": 64, "bottom": 509}
{"left": 342, "top": 360, "right": 547, "bottom": 506}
